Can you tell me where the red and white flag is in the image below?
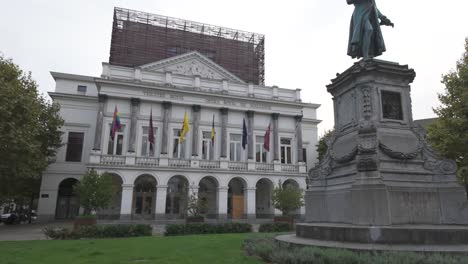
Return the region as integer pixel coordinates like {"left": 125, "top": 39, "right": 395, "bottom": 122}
{"left": 264, "top": 123, "right": 271, "bottom": 151}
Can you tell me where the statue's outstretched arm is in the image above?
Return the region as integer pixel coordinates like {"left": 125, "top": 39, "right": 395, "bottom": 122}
{"left": 347, "top": 0, "right": 356, "bottom": 5}
{"left": 377, "top": 8, "right": 394, "bottom": 27}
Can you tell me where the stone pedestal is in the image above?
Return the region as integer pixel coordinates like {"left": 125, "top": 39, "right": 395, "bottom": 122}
{"left": 301, "top": 59, "right": 468, "bottom": 246}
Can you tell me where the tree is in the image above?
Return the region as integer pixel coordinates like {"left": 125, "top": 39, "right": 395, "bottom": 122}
{"left": 272, "top": 181, "right": 304, "bottom": 216}
{"left": 427, "top": 38, "right": 468, "bottom": 194}
{"left": 316, "top": 129, "right": 334, "bottom": 162}
{"left": 73, "top": 170, "right": 114, "bottom": 215}
{"left": 0, "top": 55, "right": 63, "bottom": 208}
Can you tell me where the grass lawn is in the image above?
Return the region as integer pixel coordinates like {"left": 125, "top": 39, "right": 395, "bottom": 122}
{"left": 0, "top": 234, "right": 261, "bottom": 264}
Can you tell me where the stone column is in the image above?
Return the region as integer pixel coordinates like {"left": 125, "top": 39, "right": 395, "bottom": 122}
{"left": 155, "top": 185, "right": 168, "bottom": 219}
{"left": 191, "top": 105, "right": 201, "bottom": 158}
{"left": 220, "top": 108, "right": 229, "bottom": 158}
{"left": 295, "top": 115, "right": 304, "bottom": 162}
{"left": 93, "top": 94, "right": 107, "bottom": 151}
{"left": 217, "top": 187, "right": 228, "bottom": 220}
{"left": 120, "top": 184, "right": 134, "bottom": 220}
{"left": 247, "top": 111, "right": 254, "bottom": 160}
{"left": 128, "top": 98, "right": 140, "bottom": 153}
{"left": 161, "top": 102, "right": 172, "bottom": 155}
{"left": 272, "top": 113, "right": 280, "bottom": 161}
{"left": 245, "top": 187, "right": 256, "bottom": 220}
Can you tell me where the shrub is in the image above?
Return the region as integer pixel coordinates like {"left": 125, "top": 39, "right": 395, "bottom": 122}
{"left": 165, "top": 223, "right": 252, "bottom": 236}
{"left": 259, "top": 223, "right": 292, "bottom": 233}
{"left": 43, "top": 224, "right": 152, "bottom": 240}
{"left": 242, "top": 235, "right": 468, "bottom": 264}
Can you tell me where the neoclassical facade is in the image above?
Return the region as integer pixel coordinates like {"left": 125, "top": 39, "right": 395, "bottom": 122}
{"left": 37, "top": 51, "right": 320, "bottom": 222}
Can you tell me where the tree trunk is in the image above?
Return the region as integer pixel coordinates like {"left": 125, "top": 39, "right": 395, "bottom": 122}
{"left": 28, "top": 195, "right": 34, "bottom": 224}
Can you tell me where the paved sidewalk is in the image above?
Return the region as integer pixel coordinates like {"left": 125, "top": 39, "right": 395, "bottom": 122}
{"left": 0, "top": 222, "right": 72, "bottom": 241}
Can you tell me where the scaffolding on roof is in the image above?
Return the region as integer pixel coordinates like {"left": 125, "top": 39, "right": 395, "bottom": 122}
{"left": 110, "top": 7, "right": 265, "bottom": 85}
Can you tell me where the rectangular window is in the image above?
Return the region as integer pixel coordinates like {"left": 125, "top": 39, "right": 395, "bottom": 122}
{"left": 381, "top": 91, "right": 403, "bottom": 120}
{"left": 229, "top": 134, "right": 242, "bottom": 161}
{"left": 173, "top": 129, "right": 185, "bottom": 159}
{"left": 255, "top": 136, "right": 267, "bottom": 163}
{"left": 65, "top": 132, "right": 84, "bottom": 162}
{"left": 280, "top": 138, "right": 292, "bottom": 164}
{"left": 141, "top": 126, "right": 157, "bottom": 157}
{"left": 77, "top": 85, "right": 87, "bottom": 95}
{"left": 107, "top": 125, "right": 125, "bottom": 155}
{"left": 202, "top": 131, "right": 214, "bottom": 160}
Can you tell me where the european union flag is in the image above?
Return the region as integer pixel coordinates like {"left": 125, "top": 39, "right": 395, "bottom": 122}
{"left": 242, "top": 118, "right": 247, "bottom": 149}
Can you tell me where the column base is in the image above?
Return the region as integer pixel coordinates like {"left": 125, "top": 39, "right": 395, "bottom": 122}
{"left": 217, "top": 213, "right": 228, "bottom": 220}
{"left": 119, "top": 214, "right": 132, "bottom": 221}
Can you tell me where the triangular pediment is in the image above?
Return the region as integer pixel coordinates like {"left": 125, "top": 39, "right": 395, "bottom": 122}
{"left": 140, "top": 51, "right": 245, "bottom": 83}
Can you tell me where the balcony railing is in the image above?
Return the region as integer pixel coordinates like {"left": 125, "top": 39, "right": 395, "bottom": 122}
{"left": 136, "top": 157, "right": 159, "bottom": 167}
{"left": 200, "top": 160, "right": 221, "bottom": 169}
{"left": 90, "top": 153, "right": 305, "bottom": 173}
{"left": 228, "top": 161, "right": 248, "bottom": 171}
{"left": 169, "top": 158, "right": 191, "bottom": 168}
{"left": 100, "top": 155, "right": 126, "bottom": 166}
{"left": 255, "top": 163, "right": 274, "bottom": 171}
{"left": 281, "top": 164, "right": 299, "bottom": 172}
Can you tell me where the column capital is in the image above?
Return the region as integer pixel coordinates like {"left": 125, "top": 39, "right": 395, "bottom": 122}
{"left": 98, "top": 94, "right": 108, "bottom": 103}
{"left": 217, "top": 187, "right": 229, "bottom": 191}
{"left": 122, "top": 184, "right": 134, "bottom": 189}
{"left": 272, "top": 113, "right": 280, "bottom": 120}
{"left": 295, "top": 115, "right": 303, "bottom": 122}
{"left": 244, "top": 187, "right": 257, "bottom": 191}
{"left": 157, "top": 185, "right": 168, "bottom": 189}
{"left": 192, "top": 104, "right": 201, "bottom": 112}
{"left": 246, "top": 110, "right": 255, "bottom": 118}
{"left": 220, "top": 107, "right": 229, "bottom": 115}
{"left": 162, "top": 101, "right": 172, "bottom": 109}
{"left": 131, "top": 97, "right": 140, "bottom": 106}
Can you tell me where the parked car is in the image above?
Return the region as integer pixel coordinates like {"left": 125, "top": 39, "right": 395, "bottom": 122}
{"left": 0, "top": 212, "right": 20, "bottom": 225}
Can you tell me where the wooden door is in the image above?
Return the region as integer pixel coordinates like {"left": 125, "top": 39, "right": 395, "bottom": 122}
{"left": 232, "top": 195, "right": 244, "bottom": 219}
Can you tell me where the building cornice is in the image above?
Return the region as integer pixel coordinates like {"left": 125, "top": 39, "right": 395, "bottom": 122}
{"left": 94, "top": 77, "right": 320, "bottom": 109}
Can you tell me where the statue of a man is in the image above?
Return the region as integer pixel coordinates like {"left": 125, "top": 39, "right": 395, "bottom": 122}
{"left": 347, "top": 0, "right": 394, "bottom": 59}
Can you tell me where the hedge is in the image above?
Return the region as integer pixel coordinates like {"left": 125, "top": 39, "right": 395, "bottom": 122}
{"left": 43, "top": 224, "right": 152, "bottom": 240}
{"left": 165, "top": 223, "right": 252, "bottom": 236}
{"left": 259, "top": 223, "right": 292, "bottom": 233}
{"left": 243, "top": 235, "right": 468, "bottom": 264}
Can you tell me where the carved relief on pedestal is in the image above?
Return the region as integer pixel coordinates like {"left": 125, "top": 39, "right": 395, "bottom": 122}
{"left": 359, "top": 86, "right": 375, "bottom": 132}
{"left": 412, "top": 125, "right": 457, "bottom": 175}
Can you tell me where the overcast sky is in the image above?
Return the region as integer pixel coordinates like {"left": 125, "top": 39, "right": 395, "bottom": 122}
{"left": 1, "top": 0, "right": 467, "bottom": 136}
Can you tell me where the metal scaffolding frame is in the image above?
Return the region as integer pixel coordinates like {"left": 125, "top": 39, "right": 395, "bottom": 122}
{"left": 110, "top": 7, "right": 265, "bottom": 85}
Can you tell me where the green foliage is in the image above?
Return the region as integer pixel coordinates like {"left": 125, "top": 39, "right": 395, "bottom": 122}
{"left": 0, "top": 55, "right": 63, "bottom": 203}
{"left": 165, "top": 223, "right": 252, "bottom": 236}
{"left": 316, "top": 129, "right": 334, "bottom": 162}
{"left": 258, "top": 223, "right": 292, "bottom": 233}
{"left": 243, "top": 235, "right": 468, "bottom": 264}
{"left": 272, "top": 181, "right": 304, "bottom": 216}
{"left": 73, "top": 170, "right": 114, "bottom": 215}
{"left": 186, "top": 191, "right": 207, "bottom": 217}
{"left": 427, "top": 38, "right": 468, "bottom": 191}
{"left": 43, "top": 224, "right": 152, "bottom": 240}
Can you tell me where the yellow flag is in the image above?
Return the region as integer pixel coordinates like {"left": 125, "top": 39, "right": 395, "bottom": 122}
{"left": 179, "top": 112, "right": 189, "bottom": 142}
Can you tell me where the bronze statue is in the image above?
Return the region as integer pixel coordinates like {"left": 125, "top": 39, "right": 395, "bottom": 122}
{"left": 347, "top": 0, "right": 394, "bottom": 59}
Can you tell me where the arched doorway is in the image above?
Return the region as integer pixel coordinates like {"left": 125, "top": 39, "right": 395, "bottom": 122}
{"left": 133, "top": 175, "right": 157, "bottom": 219}
{"left": 199, "top": 176, "right": 218, "bottom": 218}
{"left": 256, "top": 178, "right": 274, "bottom": 218}
{"left": 166, "top": 175, "right": 189, "bottom": 219}
{"left": 55, "top": 178, "right": 79, "bottom": 219}
{"left": 283, "top": 179, "right": 300, "bottom": 215}
{"left": 228, "top": 177, "right": 246, "bottom": 219}
{"left": 98, "top": 173, "right": 123, "bottom": 219}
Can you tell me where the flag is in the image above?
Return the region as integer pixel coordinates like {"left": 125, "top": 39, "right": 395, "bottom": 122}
{"left": 149, "top": 108, "right": 155, "bottom": 155}
{"left": 264, "top": 123, "right": 271, "bottom": 151}
{"left": 110, "top": 105, "right": 121, "bottom": 140}
{"left": 211, "top": 114, "right": 215, "bottom": 145}
{"left": 179, "top": 111, "right": 189, "bottom": 142}
{"left": 242, "top": 118, "right": 248, "bottom": 149}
